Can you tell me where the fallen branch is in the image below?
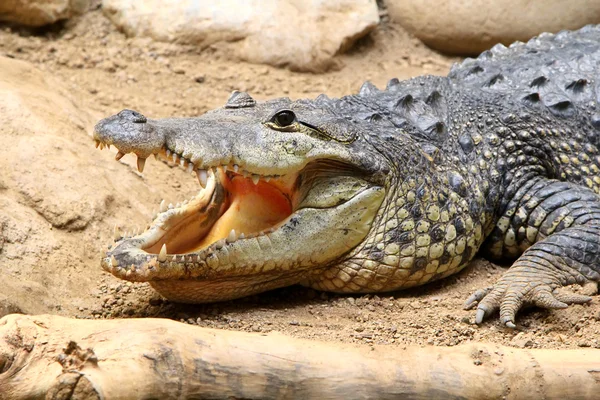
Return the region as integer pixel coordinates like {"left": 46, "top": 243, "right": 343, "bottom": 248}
{"left": 0, "top": 314, "right": 598, "bottom": 399}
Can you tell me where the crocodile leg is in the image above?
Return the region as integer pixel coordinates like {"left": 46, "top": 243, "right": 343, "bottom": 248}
{"left": 466, "top": 179, "right": 600, "bottom": 327}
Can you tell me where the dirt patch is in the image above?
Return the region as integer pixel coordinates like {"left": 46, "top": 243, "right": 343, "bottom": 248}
{"left": 0, "top": 8, "right": 598, "bottom": 350}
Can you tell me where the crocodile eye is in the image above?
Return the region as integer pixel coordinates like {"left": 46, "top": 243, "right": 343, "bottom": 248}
{"left": 271, "top": 110, "right": 297, "bottom": 127}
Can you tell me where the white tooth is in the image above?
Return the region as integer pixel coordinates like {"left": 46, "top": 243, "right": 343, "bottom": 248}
{"left": 176, "top": 202, "right": 181, "bottom": 208}
{"left": 187, "top": 163, "right": 194, "bottom": 173}
{"left": 113, "top": 225, "right": 122, "bottom": 241}
{"left": 227, "top": 229, "right": 236, "bottom": 243}
{"left": 168, "top": 203, "right": 174, "bottom": 209}
{"left": 233, "top": 164, "right": 239, "bottom": 173}
{"left": 197, "top": 169, "right": 208, "bottom": 188}
{"left": 180, "top": 158, "right": 186, "bottom": 167}
{"left": 264, "top": 176, "right": 271, "bottom": 182}
{"left": 111, "top": 255, "right": 118, "bottom": 267}
{"left": 166, "top": 149, "right": 171, "bottom": 158}
{"left": 173, "top": 153, "right": 179, "bottom": 163}
{"left": 252, "top": 174, "right": 260, "bottom": 185}
{"left": 239, "top": 233, "right": 245, "bottom": 239}
{"left": 158, "top": 244, "right": 167, "bottom": 262}
{"left": 137, "top": 157, "right": 146, "bottom": 173}
{"left": 182, "top": 200, "right": 189, "bottom": 205}
{"left": 215, "top": 239, "right": 225, "bottom": 249}
{"left": 160, "top": 199, "right": 167, "bottom": 212}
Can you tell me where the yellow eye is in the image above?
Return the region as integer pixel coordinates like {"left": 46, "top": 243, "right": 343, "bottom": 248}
{"left": 271, "top": 110, "right": 297, "bottom": 127}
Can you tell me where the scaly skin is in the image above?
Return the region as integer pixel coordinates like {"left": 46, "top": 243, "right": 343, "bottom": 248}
{"left": 94, "top": 26, "right": 600, "bottom": 327}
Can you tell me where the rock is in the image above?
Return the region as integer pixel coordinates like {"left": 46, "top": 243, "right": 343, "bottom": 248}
{"left": 0, "top": 0, "right": 89, "bottom": 26}
{"left": 387, "top": 0, "right": 600, "bottom": 55}
{"left": 101, "top": 0, "right": 379, "bottom": 72}
{"left": 0, "top": 56, "right": 167, "bottom": 315}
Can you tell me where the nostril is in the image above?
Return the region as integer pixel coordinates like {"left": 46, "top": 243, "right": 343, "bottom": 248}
{"left": 118, "top": 109, "right": 147, "bottom": 124}
{"left": 131, "top": 111, "right": 147, "bottom": 124}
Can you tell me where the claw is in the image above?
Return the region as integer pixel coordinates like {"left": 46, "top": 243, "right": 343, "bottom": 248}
{"left": 475, "top": 308, "right": 487, "bottom": 324}
{"left": 464, "top": 287, "right": 492, "bottom": 310}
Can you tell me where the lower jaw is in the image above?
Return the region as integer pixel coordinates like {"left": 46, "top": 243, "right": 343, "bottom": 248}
{"left": 148, "top": 273, "right": 305, "bottom": 303}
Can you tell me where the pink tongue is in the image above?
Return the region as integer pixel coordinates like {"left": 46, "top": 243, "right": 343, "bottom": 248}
{"left": 195, "top": 177, "right": 292, "bottom": 249}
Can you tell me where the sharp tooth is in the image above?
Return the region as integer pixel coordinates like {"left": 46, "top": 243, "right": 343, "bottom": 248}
{"left": 173, "top": 153, "right": 179, "bottom": 163}
{"left": 111, "top": 255, "right": 118, "bottom": 267}
{"left": 227, "top": 229, "right": 236, "bottom": 243}
{"left": 233, "top": 164, "right": 239, "bottom": 173}
{"left": 113, "top": 225, "right": 122, "bottom": 241}
{"left": 158, "top": 244, "right": 167, "bottom": 262}
{"left": 182, "top": 200, "right": 189, "bottom": 205}
{"left": 99, "top": 143, "right": 105, "bottom": 150}
{"left": 166, "top": 149, "right": 171, "bottom": 158}
{"left": 180, "top": 158, "right": 186, "bottom": 167}
{"left": 187, "top": 163, "right": 194, "bottom": 173}
{"left": 115, "top": 151, "right": 125, "bottom": 161}
{"left": 159, "top": 199, "right": 167, "bottom": 212}
{"left": 168, "top": 203, "right": 174, "bottom": 209}
{"left": 176, "top": 202, "right": 181, "bottom": 208}
{"left": 153, "top": 153, "right": 158, "bottom": 160}
{"left": 95, "top": 140, "right": 100, "bottom": 148}
{"left": 215, "top": 239, "right": 225, "bottom": 249}
{"left": 264, "top": 176, "right": 271, "bottom": 182}
{"left": 252, "top": 174, "right": 260, "bottom": 185}
{"left": 107, "top": 144, "right": 111, "bottom": 150}
{"left": 197, "top": 169, "right": 208, "bottom": 188}
{"left": 137, "top": 157, "right": 146, "bottom": 173}
{"left": 242, "top": 170, "right": 248, "bottom": 178}
{"left": 239, "top": 233, "right": 245, "bottom": 239}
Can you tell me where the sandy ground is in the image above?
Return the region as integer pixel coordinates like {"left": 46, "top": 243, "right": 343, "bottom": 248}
{"left": 0, "top": 7, "right": 598, "bottom": 350}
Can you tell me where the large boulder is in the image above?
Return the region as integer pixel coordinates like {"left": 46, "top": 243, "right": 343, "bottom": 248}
{"left": 387, "top": 0, "right": 600, "bottom": 55}
{"left": 0, "top": 0, "right": 89, "bottom": 26}
{"left": 101, "top": 0, "right": 380, "bottom": 72}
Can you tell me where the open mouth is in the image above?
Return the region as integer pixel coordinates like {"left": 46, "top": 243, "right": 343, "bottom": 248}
{"left": 111, "top": 147, "right": 303, "bottom": 265}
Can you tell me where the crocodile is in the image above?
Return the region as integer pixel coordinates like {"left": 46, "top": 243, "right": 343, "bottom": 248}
{"left": 94, "top": 25, "right": 600, "bottom": 328}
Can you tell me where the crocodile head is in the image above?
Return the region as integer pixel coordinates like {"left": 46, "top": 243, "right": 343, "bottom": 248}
{"left": 94, "top": 91, "right": 393, "bottom": 302}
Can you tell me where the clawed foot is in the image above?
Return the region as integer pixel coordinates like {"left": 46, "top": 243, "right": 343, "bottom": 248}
{"left": 464, "top": 269, "right": 593, "bottom": 328}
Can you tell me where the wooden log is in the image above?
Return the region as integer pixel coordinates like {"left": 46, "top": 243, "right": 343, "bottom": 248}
{"left": 0, "top": 314, "right": 599, "bottom": 399}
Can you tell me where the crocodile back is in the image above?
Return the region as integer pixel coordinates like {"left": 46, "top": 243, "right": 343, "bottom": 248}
{"left": 448, "top": 25, "right": 600, "bottom": 140}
